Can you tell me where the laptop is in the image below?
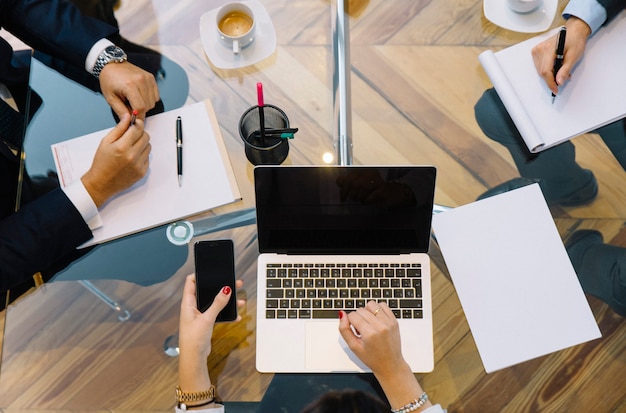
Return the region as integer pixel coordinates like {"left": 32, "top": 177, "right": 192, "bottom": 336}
{"left": 255, "top": 165, "right": 436, "bottom": 373}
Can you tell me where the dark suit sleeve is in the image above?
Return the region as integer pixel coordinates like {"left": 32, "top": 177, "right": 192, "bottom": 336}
{"left": 597, "top": 0, "right": 626, "bottom": 23}
{"left": 0, "top": 188, "right": 93, "bottom": 292}
{"left": 0, "top": 0, "right": 118, "bottom": 69}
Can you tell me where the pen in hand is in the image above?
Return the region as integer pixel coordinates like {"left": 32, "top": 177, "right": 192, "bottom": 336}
{"left": 176, "top": 116, "right": 183, "bottom": 187}
{"left": 130, "top": 109, "right": 138, "bottom": 126}
{"left": 552, "top": 26, "right": 566, "bottom": 104}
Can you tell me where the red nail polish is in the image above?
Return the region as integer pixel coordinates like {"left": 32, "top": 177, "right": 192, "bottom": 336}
{"left": 338, "top": 311, "right": 343, "bottom": 319}
{"left": 222, "top": 286, "right": 231, "bottom": 295}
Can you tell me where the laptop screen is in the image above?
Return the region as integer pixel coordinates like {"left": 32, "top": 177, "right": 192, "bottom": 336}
{"left": 255, "top": 166, "right": 436, "bottom": 255}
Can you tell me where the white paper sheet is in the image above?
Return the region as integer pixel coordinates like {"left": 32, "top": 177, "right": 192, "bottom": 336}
{"left": 52, "top": 100, "right": 241, "bottom": 247}
{"left": 432, "top": 184, "right": 601, "bottom": 373}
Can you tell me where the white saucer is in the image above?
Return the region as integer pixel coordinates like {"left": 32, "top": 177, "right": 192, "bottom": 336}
{"left": 483, "top": 0, "right": 558, "bottom": 33}
{"left": 200, "top": 0, "right": 277, "bottom": 70}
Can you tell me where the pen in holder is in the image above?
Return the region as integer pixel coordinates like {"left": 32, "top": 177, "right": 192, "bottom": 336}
{"left": 257, "top": 82, "right": 266, "bottom": 145}
{"left": 239, "top": 103, "right": 294, "bottom": 165}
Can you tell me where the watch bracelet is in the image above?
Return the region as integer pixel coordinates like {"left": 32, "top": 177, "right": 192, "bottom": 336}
{"left": 92, "top": 46, "right": 126, "bottom": 78}
{"left": 92, "top": 55, "right": 108, "bottom": 78}
{"left": 175, "top": 385, "right": 216, "bottom": 403}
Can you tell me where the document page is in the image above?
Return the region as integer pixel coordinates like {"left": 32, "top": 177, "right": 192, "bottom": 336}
{"left": 52, "top": 100, "right": 241, "bottom": 247}
{"left": 432, "top": 184, "right": 601, "bottom": 373}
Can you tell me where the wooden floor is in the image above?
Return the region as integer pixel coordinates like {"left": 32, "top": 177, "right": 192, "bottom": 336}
{"left": 2, "top": 0, "right": 626, "bottom": 412}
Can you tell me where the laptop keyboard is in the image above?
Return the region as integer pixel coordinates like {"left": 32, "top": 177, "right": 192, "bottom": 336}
{"left": 264, "top": 262, "right": 423, "bottom": 319}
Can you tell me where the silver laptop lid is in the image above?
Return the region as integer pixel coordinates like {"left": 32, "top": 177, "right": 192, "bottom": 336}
{"left": 254, "top": 165, "right": 436, "bottom": 255}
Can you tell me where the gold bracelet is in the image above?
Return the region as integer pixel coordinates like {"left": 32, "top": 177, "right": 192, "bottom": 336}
{"left": 175, "top": 385, "right": 216, "bottom": 404}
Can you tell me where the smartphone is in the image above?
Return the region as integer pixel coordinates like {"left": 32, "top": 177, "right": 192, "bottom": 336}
{"left": 194, "top": 240, "right": 237, "bottom": 321}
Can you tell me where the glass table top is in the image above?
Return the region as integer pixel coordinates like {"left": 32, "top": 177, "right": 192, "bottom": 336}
{"left": 2, "top": 0, "right": 625, "bottom": 411}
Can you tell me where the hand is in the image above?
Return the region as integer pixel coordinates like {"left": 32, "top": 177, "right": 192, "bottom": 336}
{"left": 99, "top": 61, "right": 160, "bottom": 121}
{"left": 178, "top": 274, "right": 245, "bottom": 394}
{"left": 338, "top": 301, "right": 406, "bottom": 376}
{"left": 81, "top": 113, "right": 151, "bottom": 208}
{"left": 531, "top": 16, "right": 591, "bottom": 96}
{"left": 339, "top": 301, "right": 431, "bottom": 411}
{"left": 179, "top": 274, "right": 245, "bottom": 362}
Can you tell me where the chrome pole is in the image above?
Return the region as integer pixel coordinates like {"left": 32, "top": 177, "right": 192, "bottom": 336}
{"left": 79, "top": 280, "right": 131, "bottom": 322}
{"left": 331, "top": 0, "right": 353, "bottom": 166}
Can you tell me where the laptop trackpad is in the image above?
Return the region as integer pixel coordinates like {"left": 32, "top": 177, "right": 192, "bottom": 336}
{"left": 305, "top": 321, "right": 369, "bottom": 372}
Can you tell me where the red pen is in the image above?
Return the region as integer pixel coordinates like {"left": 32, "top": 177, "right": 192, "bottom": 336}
{"left": 130, "top": 109, "right": 138, "bottom": 125}
{"left": 257, "top": 82, "right": 265, "bottom": 144}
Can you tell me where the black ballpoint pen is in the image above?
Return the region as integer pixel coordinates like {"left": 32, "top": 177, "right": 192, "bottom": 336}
{"left": 176, "top": 116, "right": 183, "bottom": 186}
{"left": 552, "top": 26, "right": 566, "bottom": 104}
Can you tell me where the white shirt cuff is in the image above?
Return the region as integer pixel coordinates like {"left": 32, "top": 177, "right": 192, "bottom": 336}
{"left": 85, "top": 39, "right": 115, "bottom": 74}
{"left": 61, "top": 180, "right": 103, "bottom": 230}
{"left": 562, "top": 0, "right": 607, "bottom": 34}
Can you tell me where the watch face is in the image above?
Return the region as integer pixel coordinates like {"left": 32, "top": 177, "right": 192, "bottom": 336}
{"left": 105, "top": 45, "right": 126, "bottom": 59}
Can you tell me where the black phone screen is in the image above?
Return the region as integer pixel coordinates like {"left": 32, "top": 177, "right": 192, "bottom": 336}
{"left": 194, "top": 240, "right": 237, "bottom": 321}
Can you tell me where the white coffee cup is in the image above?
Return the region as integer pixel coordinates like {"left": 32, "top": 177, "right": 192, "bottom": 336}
{"left": 216, "top": 2, "right": 256, "bottom": 54}
{"left": 507, "top": 0, "right": 543, "bottom": 13}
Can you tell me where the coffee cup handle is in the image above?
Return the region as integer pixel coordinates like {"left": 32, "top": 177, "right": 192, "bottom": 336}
{"left": 233, "top": 39, "right": 240, "bottom": 54}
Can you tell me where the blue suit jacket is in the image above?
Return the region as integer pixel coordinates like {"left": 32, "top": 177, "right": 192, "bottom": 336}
{"left": 0, "top": 0, "right": 117, "bottom": 294}
{"left": 598, "top": 0, "right": 626, "bottom": 21}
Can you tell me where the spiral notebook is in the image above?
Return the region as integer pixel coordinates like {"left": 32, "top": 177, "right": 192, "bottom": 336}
{"left": 479, "top": 11, "right": 626, "bottom": 153}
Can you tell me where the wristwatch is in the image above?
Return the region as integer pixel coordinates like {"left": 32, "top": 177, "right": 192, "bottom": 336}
{"left": 92, "top": 45, "right": 127, "bottom": 78}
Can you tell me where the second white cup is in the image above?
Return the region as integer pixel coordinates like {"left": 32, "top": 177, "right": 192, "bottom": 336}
{"left": 216, "top": 2, "right": 256, "bottom": 54}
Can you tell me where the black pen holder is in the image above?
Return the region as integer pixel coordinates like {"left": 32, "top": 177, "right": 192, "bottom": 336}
{"left": 239, "top": 104, "right": 290, "bottom": 165}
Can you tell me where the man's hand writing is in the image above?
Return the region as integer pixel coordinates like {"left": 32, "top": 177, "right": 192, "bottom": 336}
{"left": 81, "top": 114, "right": 151, "bottom": 208}
{"left": 531, "top": 16, "right": 591, "bottom": 96}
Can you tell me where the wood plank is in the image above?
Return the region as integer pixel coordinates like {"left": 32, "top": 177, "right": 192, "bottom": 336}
{"left": 349, "top": 0, "right": 433, "bottom": 45}
{"left": 503, "top": 306, "right": 626, "bottom": 412}
{"left": 351, "top": 45, "right": 519, "bottom": 199}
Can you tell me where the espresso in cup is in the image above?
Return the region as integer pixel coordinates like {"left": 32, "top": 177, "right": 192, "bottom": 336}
{"left": 216, "top": 3, "right": 256, "bottom": 54}
{"left": 219, "top": 10, "right": 253, "bottom": 35}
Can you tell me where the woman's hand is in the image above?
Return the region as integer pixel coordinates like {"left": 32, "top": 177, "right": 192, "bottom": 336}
{"left": 338, "top": 301, "right": 406, "bottom": 376}
{"left": 338, "top": 301, "right": 432, "bottom": 411}
{"left": 178, "top": 274, "right": 245, "bottom": 394}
